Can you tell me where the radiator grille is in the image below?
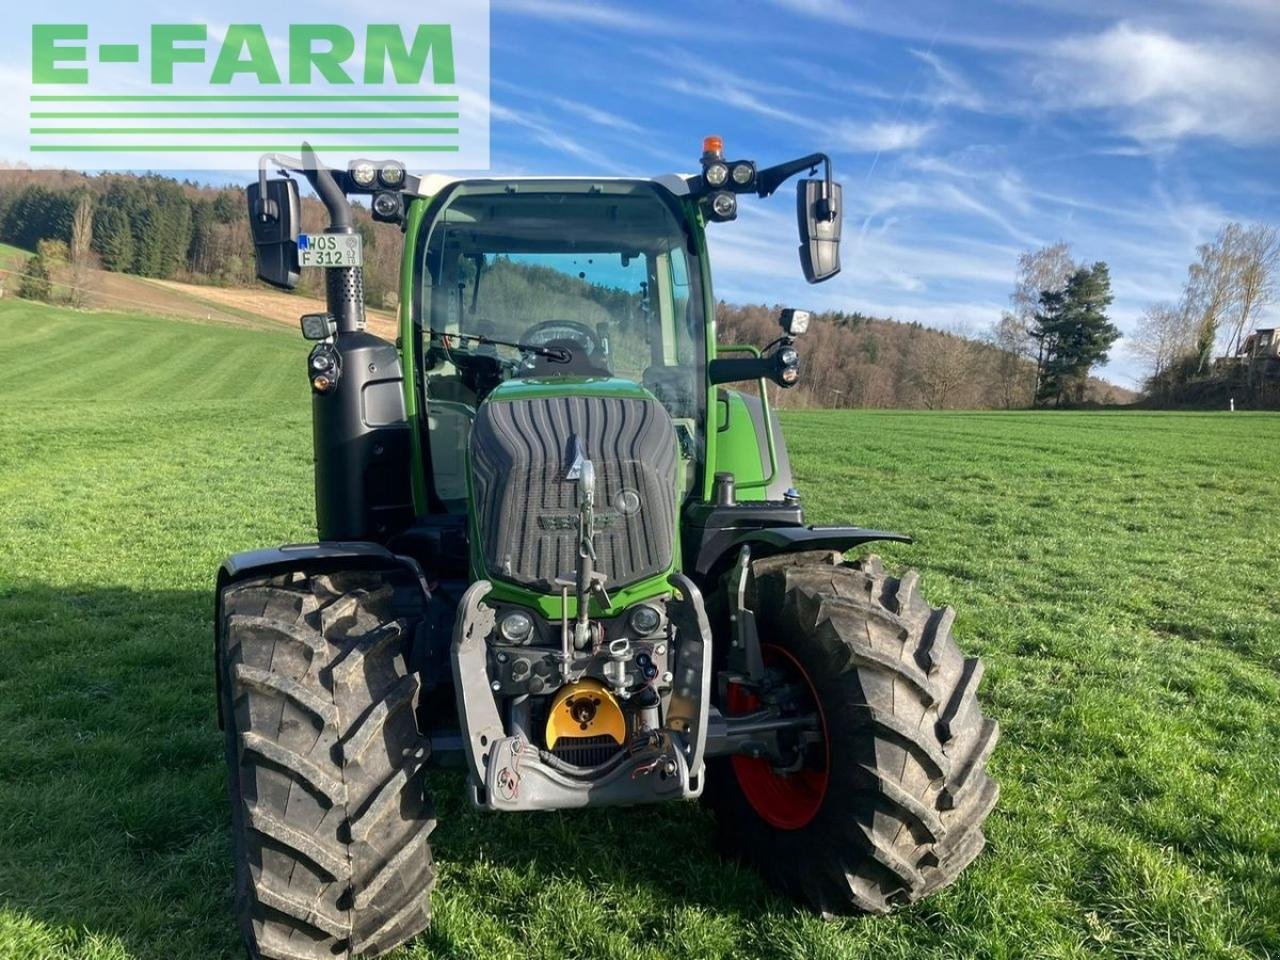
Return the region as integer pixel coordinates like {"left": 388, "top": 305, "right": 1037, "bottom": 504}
{"left": 549, "top": 734, "right": 624, "bottom": 767}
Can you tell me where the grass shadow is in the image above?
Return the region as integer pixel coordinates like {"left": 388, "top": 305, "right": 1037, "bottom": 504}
{"left": 0, "top": 582, "right": 797, "bottom": 960}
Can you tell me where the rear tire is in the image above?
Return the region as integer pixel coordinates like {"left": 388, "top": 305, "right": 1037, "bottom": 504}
{"left": 218, "top": 569, "right": 436, "bottom": 959}
{"left": 710, "top": 552, "right": 999, "bottom": 914}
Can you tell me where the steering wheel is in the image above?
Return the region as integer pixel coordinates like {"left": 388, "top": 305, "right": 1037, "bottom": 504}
{"left": 520, "top": 320, "right": 600, "bottom": 358}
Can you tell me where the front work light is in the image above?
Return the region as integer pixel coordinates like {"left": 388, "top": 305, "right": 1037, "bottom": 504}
{"left": 499, "top": 611, "right": 534, "bottom": 643}
{"left": 780, "top": 308, "right": 811, "bottom": 336}
{"left": 349, "top": 161, "right": 377, "bottom": 188}
{"left": 709, "top": 191, "right": 738, "bottom": 221}
{"left": 704, "top": 162, "right": 729, "bottom": 187}
{"left": 628, "top": 604, "right": 662, "bottom": 635}
{"left": 372, "top": 191, "right": 404, "bottom": 223}
{"left": 730, "top": 161, "right": 756, "bottom": 187}
{"left": 379, "top": 162, "right": 406, "bottom": 187}
{"left": 299, "top": 313, "right": 336, "bottom": 341}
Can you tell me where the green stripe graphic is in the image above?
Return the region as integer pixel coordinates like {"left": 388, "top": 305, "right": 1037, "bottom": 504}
{"left": 31, "top": 95, "right": 460, "bottom": 102}
{"left": 31, "top": 127, "right": 460, "bottom": 135}
{"left": 31, "top": 144, "right": 462, "bottom": 152}
{"left": 97, "top": 44, "right": 140, "bottom": 63}
{"left": 30, "top": 112, "right": 460, "bottom": 119}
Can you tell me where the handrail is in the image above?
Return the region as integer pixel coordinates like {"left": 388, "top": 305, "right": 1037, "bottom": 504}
{"left": 715, "top": 344, "right": 778, "bottom": 491}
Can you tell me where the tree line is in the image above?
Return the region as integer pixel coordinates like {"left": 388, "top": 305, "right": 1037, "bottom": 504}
{"left": 1, "top": 167, "right": 1138, "bottom": 411}
{"left": 0, "top": 169, "right": 404, "bottom": 308}
{"left": 719, "top": 302, "right": 1126, "bottom": 411}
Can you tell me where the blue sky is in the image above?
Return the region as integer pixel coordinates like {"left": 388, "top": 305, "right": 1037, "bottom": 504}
{"left": 480, "top": 0, "right": 1280, "bottom": 387}
{"left": 18, "top": 1, "right": 1274, "bottom": 387}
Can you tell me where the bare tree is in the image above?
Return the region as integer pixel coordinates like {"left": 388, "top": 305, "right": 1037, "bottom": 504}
{"left": 70, "top": 193, "right": 93, "bottom": 262}
{"left": 1225, "top": 224, "right": 1280, "bottom": 356}
{"left": 1131, "top": 302, "right": 1190, "bottom": 394}
{"left": 68, "top": 193, "right": 94, "bottom": 308}
{"left": 1183, "top": 222, "right": 1245, "bottom": 373}
{"left": 987, "top": 310, "right": 1034, "bottom": 408}
{"left": 1011, "top": 242, "right": 1076, "bottom": 324}
{"left": 908, "top": 330, "right": 978, "bottom": 410}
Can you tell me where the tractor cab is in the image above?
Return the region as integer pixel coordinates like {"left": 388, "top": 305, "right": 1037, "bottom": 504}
{"left": 411, "top": 179, "right": 706, "bottom": 514}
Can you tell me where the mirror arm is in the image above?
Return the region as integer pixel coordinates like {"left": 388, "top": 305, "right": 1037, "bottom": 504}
{"left": 708, "top": 344, "right": 796, "bottom": 388}
{"left": 300, "top": 143, "right": 353, "bottom": 230}
{"left": 708, "top": 355, "right": 772, "bottom": 385}
{"left": 257, "top": 144, "right": 353, "bottom": 231}
{"left": 756, "top": 152, "right": 833, "bottom": 208}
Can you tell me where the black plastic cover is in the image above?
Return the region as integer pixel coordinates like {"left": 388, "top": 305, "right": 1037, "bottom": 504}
{"left": 470, "top": 394, "right": 678, "bottom": 590}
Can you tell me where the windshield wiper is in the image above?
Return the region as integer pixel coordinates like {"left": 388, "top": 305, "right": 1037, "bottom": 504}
{"left": 427, "top": 329, "right": 570, "bottom": 363}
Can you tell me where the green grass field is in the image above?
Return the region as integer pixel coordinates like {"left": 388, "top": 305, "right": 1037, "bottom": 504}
{"left": 1, "top": 300, "right": 1277, "bottom": 960}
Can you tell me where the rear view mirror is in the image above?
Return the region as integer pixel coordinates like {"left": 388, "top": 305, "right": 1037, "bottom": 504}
{"left": 797, "top": 179, "right": 842, "bottom": 283}
{"left": 247, "top": 177, "right": 300, "bottom": 290}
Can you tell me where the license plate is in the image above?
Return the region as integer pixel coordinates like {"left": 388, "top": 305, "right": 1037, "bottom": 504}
{"left": 297, "top": 233, "right": 363, "bottom": 268}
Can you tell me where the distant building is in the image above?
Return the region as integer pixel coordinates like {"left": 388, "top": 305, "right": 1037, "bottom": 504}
{"left": 1238, "top": 328, "right": 1280, "bottom": 381}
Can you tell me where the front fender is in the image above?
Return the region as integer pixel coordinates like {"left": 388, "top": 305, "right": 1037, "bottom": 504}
{"left": 690, "top": 523, "right": 911, "bottom": 583}
{"left": 214, "top": 541, "right": 431, "bottom": 728}
{"left": 730, "top": 524, "right": 911, "bottom": 558}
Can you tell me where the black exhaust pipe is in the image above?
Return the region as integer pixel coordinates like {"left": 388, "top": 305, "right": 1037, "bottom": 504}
{"left": 300, "top": 143, "right": 364, "bottom": 336}
{"left": 296, "top": 145, "right": 413, "bottom": 542}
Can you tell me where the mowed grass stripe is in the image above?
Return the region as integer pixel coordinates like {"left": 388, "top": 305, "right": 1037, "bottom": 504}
{"left": 32, "top": 326, "right": 193, "bottom": 398}
{"left": 110, "top": 336, "right": 275, "bottom": 402}
{"left": 2, "top": 301, "right": 1277, "bottom": 960}
{"left": 2, "top": 323, "right": 126, "bottom": 387}
{"left": 179, "top": 340, "right": 302, "bottom": 403}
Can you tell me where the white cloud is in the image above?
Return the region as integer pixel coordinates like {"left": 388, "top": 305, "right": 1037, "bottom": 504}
{"left": 909, "top": 50, "right": 986, "bottom": 112}
{"left": 489, "top": 104, "right": 620, "bottom": 171}
{"left": 547, "top": 98, "right": 645, "bottom": 135}
{"left": 767, "top": 0, "right": 864, "bottom": 26}
{"left": 653, "top": 57, "right": 815, "bottom": 128}
{"left": 492, "top": 0, "right": 667, "bottom": 32}
{"left": 656, "top": 58, "right": 933, "bottom": 158}
{"left": 1036, "top": 22, "right": 1280, "bottom": 145}
{"left": 832, "top": 120, "right": 933, "bottom": 153}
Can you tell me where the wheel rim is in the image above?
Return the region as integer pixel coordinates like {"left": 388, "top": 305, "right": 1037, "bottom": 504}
{"left": 726, "top": 643, "right": 830, "bottom": 830}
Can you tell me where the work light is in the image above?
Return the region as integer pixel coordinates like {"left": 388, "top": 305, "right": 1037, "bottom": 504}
{"left": 372, "top": 191, "right": 403, "bottom": 223}
{"left": 709, "top": 191, "right": 737, "bottom": 220}
{"left": 379, "top": 162, "right": 406, "bottom": 187}
{"left": 731, "top": 161, "right": 755, "bottom": 187}
{"left": 349, "top": 161, "right": 377, "bottom": 188}
{"left": 499, "top": 610, "right": 534, "bottom": 643}
{"left": 629, "top": 604, "right": 662, "bottom": 635}
{"left": 704, "top": 161, "right": 729, "bottom": 187}
{"left": 780, "top": 308, "right": 811, "bottom": 336}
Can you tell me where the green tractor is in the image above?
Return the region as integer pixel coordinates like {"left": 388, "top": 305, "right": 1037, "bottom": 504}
{"left": 219, "top": 137, "right": 999, "bottom": 959}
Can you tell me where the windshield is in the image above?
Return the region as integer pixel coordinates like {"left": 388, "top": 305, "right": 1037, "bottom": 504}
{"left": 415, "top": 183, "right": 705, "bottom": 511}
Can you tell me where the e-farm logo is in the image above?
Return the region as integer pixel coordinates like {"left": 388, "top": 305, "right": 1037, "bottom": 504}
{"left": 9, "top": 7, "right": 489, "bottom": 171}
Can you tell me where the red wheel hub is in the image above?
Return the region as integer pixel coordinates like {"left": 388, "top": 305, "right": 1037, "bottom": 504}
{"left": 726, "top": 644, "right": 829, "bottom": 830}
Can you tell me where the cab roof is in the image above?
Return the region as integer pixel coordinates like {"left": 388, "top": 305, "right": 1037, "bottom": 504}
{"left": 412, "top": 172, "right": 692, "bottom": 198}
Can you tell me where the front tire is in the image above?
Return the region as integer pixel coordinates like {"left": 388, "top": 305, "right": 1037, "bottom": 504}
{"left": 710, "top": 552, "right": 1000, "bottom": 914}
{"left": 218, "top": 569, "right": 437, "bottom": 959}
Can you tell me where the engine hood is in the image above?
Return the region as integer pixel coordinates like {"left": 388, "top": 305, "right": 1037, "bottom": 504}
{"left": 484, "top": 375, "right": 656, "bottom": 404}
{"left": 469, "top": 379, "right": 679, "bottom": 593}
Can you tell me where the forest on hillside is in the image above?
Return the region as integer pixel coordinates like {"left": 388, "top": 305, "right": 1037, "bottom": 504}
{"left": 0, "top": 167, "right": 1133, "bottom": 410}
{"left": 717, "top": 303, "right": 1127, "bottom": 409}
